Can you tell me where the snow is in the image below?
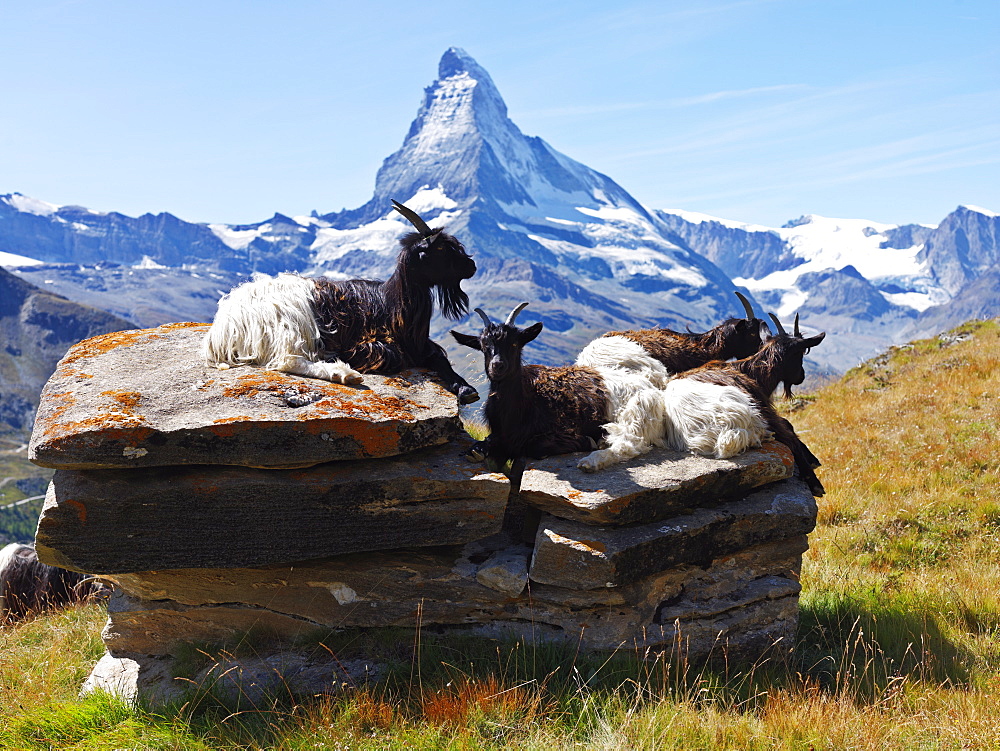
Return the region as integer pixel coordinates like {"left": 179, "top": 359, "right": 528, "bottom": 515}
{"left": 664, "top": 208, "right": 772, "bottom": 234}
{"left": 3, "top": 193, "right": 60, "bottom": 217}
{"left": 0, "top": 250, "right": 43, "bottom": 266}
{"left": 133, "top": 255, "right": 168, "bottom": 270}
{"left": 208, "top": 224, "right": 263, "bottom": 250}
{"left": 961, "top": 204, "right": 999, "bottom": 218}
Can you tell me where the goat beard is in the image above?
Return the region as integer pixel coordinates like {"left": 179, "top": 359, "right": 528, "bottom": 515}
{"left": 436, "top": 282, "right": 470, "bottom": 320}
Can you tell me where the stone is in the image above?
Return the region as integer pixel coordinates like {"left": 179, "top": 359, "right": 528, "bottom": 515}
{"left": 83, "top": 650, "right": 378, "bottom": 705}
{"left": 516, "top": 441, "right": 794, "bottom": 525}
{"left": 35, "top": 439, "right": 509, "bottom": 574}
{"left": 29, "top": 323, "right": 463, "bottom": 470}
{"left": 528, "top": 478, "right": 816, "bottom": 589}
{"left": 100, "top": 537, "right": 805, "bottom": 655}
{"left": 476, "top": 546, "right": 531, "bottom": 596}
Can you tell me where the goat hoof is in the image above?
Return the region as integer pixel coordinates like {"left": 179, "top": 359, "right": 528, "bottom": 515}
{"left": 457, "top": 386, "right": 480, "bottom": 405}
{"left": 587, "top": 436, "right": 599, "bottom": 450}
{"left": 343, "top": 372, "right": 364, "bottom": 386}
{"left": 463, "top": 447, "right": 485, "bottom": 463}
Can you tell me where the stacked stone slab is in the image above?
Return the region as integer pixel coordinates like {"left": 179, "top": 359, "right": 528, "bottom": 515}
{"left": 30, "top": 324, "right": 817, "bottom": 701}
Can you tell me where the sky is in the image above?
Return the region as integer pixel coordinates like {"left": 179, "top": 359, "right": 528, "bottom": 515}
{"left": 1, "top": 0, "right": 998, "bottom": 228}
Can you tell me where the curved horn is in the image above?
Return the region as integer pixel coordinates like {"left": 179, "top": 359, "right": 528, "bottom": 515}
{"left": 735, "top": 290, "right": 755, "bottom": 321}
{"left": 474, "top": 308, "right": 493, "bottom": 327}
{"left": 768, "top": 313, "right": 788, "bottom": 336}
{"left": 793, "top": 312, "right": 801, "bottom": 338}
{"left": 505, "top": 302, "right": 530, "bottom": 326}
{"left": 391, "top": 199, "right": 433, "bottom": 236}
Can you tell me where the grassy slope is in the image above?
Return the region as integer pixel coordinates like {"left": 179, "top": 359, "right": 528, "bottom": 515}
{"left": 2, "top": 321, "right": 999, "bottom": 749}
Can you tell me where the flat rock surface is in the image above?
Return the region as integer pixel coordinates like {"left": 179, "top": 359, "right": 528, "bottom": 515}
{"left": 529, "top": 478, "right": 816, "bottom": 589}
{"left": 519, "top": 441, "right": 795, "bottom": 525}
{"left": 35, "top": 439, "right": 508, "bottom": 574}
{"left": 29, "top": 323, "right": 463, "bottom": 470}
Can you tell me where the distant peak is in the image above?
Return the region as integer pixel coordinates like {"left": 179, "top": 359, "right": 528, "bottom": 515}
{"left": 958, "top": 204, "right": 998, "bottom": 218}
{"left": 439, "top": 47, "right": 485, "bottom": 79}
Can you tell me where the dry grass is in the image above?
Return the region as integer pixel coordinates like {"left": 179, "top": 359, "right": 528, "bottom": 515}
{"left": 3, "top": 320, "right": 1000, "bottom": 749}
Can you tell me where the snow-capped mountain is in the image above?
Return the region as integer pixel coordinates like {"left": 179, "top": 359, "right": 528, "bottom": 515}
{"left": 1, "top": 48, "right": 755, "bottom": 373}
{"left": 657, "top": 205, "right": 1000, "bottom": 370}
{"left": 2, "top": 47, "right": 998, "bottom": 378}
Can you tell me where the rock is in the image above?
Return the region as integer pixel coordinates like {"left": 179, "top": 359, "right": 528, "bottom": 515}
{"left": 476, "top": 546, "right": 531, "bottom": 596}
{"left": 29, "top": 323, "right": 463, "bottom": 470}
{"left": 100, "top": 537, "right": 805, "bottom": 655}
{"left": 35, "top": 439, "right": 509, "bottom": 573}
{"left": 518, "top": 441, "right": 794, "bottom": 525}
{"left": 83, "top": 650, "right": 378, "bottom": 705}
{"left": 528, "top": 478, "right": 816, "bottom": 589}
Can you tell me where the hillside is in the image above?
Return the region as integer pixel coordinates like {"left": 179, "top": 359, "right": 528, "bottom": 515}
{"left": 2, "top": 320, "right": 998, "bottom": 748}
{"left": 0, "top": 268, "right": 133, "bottom": 542}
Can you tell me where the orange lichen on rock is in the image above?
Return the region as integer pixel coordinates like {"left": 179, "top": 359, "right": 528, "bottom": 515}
{"left": 60, "top": 328, "right": 161, "bottom": 367}
{"left": 757, "top": 440, "right": 795, "bottom": 471}
{"left": 63, "top": 499, "right": 88, "bottom": 525}
{"left": 40, "top": 389, "right": 153, "bottom": 444}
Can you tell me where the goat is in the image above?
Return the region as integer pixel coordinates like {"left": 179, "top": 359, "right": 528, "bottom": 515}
{"left": 202, "top": 200, "right": 480, "bottom": 404}
{"left": 679, "top": 312, "right": 827, "bottom": 495}
{"left": 452, "top": 304, "right": 770, "bottom": 475}
{"left": 0, "top": 543, "right": 102, "bottom": 623}
{"left": 577, "top": 291, "right": 768, "bottom": 376}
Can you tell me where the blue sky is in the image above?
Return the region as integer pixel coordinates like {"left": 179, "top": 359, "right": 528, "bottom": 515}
{"left": 2, "top": 0, "right": 997, "bottom": 227}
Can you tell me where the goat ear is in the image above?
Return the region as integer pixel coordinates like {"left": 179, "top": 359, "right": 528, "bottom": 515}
{"left": 519, "top": 321, "right": 544, "bottom": 345}
{"left": 759, "top": 320, "right": 773, "bottom": 340}
{"left": 451, "top": 330, "right": 482, "bottom": 350}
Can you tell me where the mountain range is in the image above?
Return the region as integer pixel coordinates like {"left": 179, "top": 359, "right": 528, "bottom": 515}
{"left": 2, "top": 47, "right": 999, "bottom": 385}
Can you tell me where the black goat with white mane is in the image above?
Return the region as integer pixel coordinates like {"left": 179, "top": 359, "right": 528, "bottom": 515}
{"left": 453, "top": 303, "right": 770, "bottom": 474}
{"left": 203, "top": 200, "right": 479, "bottom": 404}
{"left": 681, "top": 312, "right": 827, "bottom": 495}
{"left": 578, "top": 291, "right": 768, "bottom": 376}
{"left": 0, "top": 543, "right": 102, "bottom": 623}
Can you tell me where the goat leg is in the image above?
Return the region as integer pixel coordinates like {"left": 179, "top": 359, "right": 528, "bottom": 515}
{"left": 423, "top": 343, "right": 480, "bottom": 404}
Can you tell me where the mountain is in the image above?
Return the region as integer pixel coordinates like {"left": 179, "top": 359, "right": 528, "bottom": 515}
{"left": 2, "top": 48, "right": 998, "bottom": 378}
{"left": 0, "top": 267, "right": 133, "bottom": 433}
{"left": 1, "top": 48, "right": 760, "bottom": 379}
{"left": 656, "top": 206, "right": 1000, "bottom": 370}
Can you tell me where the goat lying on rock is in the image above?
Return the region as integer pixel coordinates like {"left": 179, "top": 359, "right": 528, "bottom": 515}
{"left": 203, "top": 200, "right": 479, "bottom": 404}
{"left": 679, "top": 312, "right": 827, "bottom": 495}
{"left": 452, "top": 304, "right": 770, "bottom": 474}
{"left": 577, "top": 291, "right": 767, "bottom": 377}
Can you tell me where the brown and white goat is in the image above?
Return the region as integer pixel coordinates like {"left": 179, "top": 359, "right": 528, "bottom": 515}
{"left": 0, "top": 543, "right": 102, "bottom": 623}
{"left": 577, "top": 291, "right": 768, "bottom": 376}
{"left": 452, "top": 304, "right": 769, "bottom": 474}
{"left": 203, "top": 200, "right": 479, "bottom": 404}
{"left": 679, "top": 313, "right": 827, "bottom": 495}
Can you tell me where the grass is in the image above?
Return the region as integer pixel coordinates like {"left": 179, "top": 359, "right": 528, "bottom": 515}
{"left": 2, "top": 320, "right": 1000, "bottom": 748}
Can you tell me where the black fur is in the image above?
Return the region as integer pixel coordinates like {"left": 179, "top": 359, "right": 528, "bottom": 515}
{"left": 452, "top": 317, "right": 609, "bottom": 469}
{"left": 0, "top": 543, "right": 101, "bottom": 623}
{"left": 313, "top": 228, "right": 479, "bottom": 404}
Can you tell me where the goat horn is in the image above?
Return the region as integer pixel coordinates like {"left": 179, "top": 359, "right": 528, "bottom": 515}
{"left": 391, "top": 199, "right": 433, "bottom": 236}
{"left": 793, "top": 313, "right": 801, "bottom": 337}
{"left": 505, "top": 302, "right": 530, "bottom": 326}
{"left": 474, "top": 308, "right": 492, "bottom": 327}
{"left": 768, "top": 313, "right": 788, "bottom": 336}
{"left": 735, "top": 290, "right": 755, "bottom": 321}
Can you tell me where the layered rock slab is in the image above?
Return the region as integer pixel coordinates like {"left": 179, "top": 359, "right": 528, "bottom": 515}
{"left": 529, "top": 478, "right": 816, "bottom": 589}
{"left": 29, "top": 323, "right": 463, "bottom": 470}
{"left": 518, "top": 441, "right": 794, "bottom": 525}
{"left": 36, "top": 440, "right": 509, "bottom": 574}
{"left": 101, "top": 535, "right": 807, "bottom": 655}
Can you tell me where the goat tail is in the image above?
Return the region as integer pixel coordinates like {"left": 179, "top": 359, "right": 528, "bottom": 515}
{"left": 202, "top": 272, "right": 321, "bottom": 371}
{"left": 662, "top": 378, "right": 770, "bottom": 459}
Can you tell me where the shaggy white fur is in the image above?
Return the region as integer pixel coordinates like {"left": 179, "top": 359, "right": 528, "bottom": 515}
{"left": 574, "top": 336, "right": 768, "bottom": 472}
{"left": 0, "top": 542, "right": 25, "bottom": 615}
{"left": 201, "top": 272, "right": 363, "bottom": 385}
